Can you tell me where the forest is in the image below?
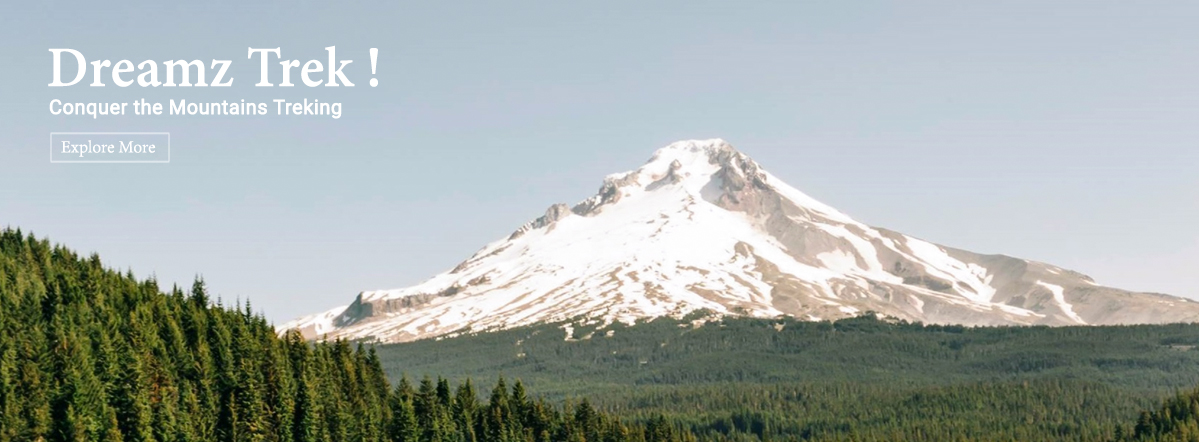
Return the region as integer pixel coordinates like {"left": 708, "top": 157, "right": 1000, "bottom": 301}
{"left": 1, "top": 226, "right": 1198, "bottom": 441}
{"left": 376, "top": 306, "right": 1199, "bottom": 441}
{"left": 0, "top": 228, "right": 691, "bottom": 442}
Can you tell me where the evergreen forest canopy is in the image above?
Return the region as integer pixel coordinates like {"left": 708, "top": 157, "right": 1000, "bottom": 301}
{"left": 0, "top": 228, "right": 693, "bottom": 442}
{"left": 375, "top": 302, "right": 1199, "bottom": 441}
{"left": 2, "top": 226, "right": 1198, "bottom": 442}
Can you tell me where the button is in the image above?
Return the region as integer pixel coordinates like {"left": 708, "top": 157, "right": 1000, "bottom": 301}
{"left": 50, "top": 132, "right": 170, "bottom": 163}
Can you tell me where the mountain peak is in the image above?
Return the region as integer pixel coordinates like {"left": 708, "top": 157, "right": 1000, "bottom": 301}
{"left": 647, "top": 138, "right": 737, "bottom": 165}
{"left": 283, "top": 140, "right": 1199, "bottom": 343}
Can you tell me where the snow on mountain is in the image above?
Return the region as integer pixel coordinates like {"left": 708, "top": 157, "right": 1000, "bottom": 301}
{"left": 281, "top": 139, "right": 1199, "bottom": 343}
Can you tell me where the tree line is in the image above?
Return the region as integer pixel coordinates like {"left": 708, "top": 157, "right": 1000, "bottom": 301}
{"left": 0, "top": 228, "right": 693, "bottom": 442}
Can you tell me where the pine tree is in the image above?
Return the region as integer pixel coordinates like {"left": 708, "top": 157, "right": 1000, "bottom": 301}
{"left": 388, "top": 378, "right": 419, "bottom": 442}
{"left": 453, "top": 380, "right": 479, "bottom": 442}
{"left": 574, "top": 399, "right": 600, "bottom": 442}
{"left": 485, "top": 378, "right": 518, "bottom": 442}
{"left": 112, "top": 339, "right": 153, "bottom": 442}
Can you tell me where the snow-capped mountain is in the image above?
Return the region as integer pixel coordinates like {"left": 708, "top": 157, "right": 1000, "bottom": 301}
{"left": 283, "top": 139, "right": 1199, "bottom": 343}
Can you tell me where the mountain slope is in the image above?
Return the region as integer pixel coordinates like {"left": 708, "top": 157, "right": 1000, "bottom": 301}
{"left": 284, "top": 139, "right": 1199, "bottom": 342}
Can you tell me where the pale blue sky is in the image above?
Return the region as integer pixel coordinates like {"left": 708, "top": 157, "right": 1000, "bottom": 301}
{"left": 1, "top": 1, "right": 1196, "bottom": 323}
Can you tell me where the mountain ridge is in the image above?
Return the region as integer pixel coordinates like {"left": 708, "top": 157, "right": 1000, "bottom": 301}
{"left": 283, "top": 139, "right": 1199, "bottom": 342}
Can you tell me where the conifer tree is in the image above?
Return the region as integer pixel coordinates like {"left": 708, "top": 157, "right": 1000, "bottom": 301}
{"left": 453, "top": 380, "right": 479, "bottom": 442}
{"left": 388, "top": 378, "right": 419, "bottom": 442}
{"left": 485, "top": 378, "right": 515, "bottom": 442}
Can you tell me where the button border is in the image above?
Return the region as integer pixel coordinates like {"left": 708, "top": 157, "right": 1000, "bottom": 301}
{"left": 50, "top": 132, "right": 171, "bottom": 164}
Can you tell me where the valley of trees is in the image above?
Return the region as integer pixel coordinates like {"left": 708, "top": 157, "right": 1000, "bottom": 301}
{"left": 3, "top": 226, "right": 1199, "bottom": 441}
{"left": 377, "top": 310, "right": 1199, "bottom": 441}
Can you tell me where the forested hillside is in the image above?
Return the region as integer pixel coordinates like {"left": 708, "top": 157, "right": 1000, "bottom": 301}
{"left": 0, "top": 228, "right": 395, "bottom": 441}
{"left": 0, "top": 228, "right": 695, "bottom": 442}
{"left": 377, "top": 313, "right": 1199, "bottom": 441}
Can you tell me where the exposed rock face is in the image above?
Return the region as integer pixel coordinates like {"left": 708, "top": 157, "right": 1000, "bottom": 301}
{"left": 508, "top": 203, "right": 574, "bottom": 240}
{"left": 283, "top": 139, "right": 1199, "bottom": 343}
